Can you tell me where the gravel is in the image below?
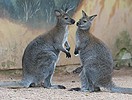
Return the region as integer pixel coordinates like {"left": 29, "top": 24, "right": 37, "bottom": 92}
{"left": 0, "top": 66, "right": 132, "bottom": 100}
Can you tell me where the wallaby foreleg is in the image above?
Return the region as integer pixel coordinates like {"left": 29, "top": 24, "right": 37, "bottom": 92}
{"left": 74, "top": 38, "right": 87, "bottom": 55}
{"left": 56, "top": 44, "right": 71, "bottom": 58}
{"left": 64, "top": 41, "right": 70, "bottom": 51}
{"left": 74, "top": 46, "right": 79, "bottom": 55}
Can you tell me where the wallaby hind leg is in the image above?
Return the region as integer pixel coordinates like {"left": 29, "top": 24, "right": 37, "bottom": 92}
{"left": 43, "top": 70, "right": 53, "bottom": 88}
{"left": 43, "top": 60, "right": 66, "bottom": 89}
{"left": 69, "top": 67, "right": 100, "bottom": 92}
{"left": 44, "top": 74, "right": 66, "bottom": 89}
{"left": 69, "top": 67, "right": 91, "bottom": 91}
{"left": 81, "top": 68, "right": 101, "bottom": 92}
{"left": 21, "top": 74, "right": 37, "bottom": 88}
{"left": 80, "top": 69, "right": 89, "bottom": 92}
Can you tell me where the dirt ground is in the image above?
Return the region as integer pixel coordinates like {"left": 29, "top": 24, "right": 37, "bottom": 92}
{"left": 0, "top": 66, "right": 132, "bottom": 100}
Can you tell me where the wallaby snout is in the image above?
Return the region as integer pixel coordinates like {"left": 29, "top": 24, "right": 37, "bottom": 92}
{"left": 71, "top": 19, "right": 75, "bottom": 24}
{"left": 76, "top": 22, "right": 79, "bottom": 26}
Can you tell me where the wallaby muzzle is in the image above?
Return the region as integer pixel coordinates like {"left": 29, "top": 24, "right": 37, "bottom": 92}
{"left": 76, "top": 22, "right": 80, "bottom": 26}
{"left": 71, "top": 19, "right": 75, "bottom": 24}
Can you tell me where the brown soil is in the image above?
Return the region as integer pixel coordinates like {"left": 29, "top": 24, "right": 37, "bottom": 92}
{"left": 0, "top": 66, "right": 132, "bottom": 100}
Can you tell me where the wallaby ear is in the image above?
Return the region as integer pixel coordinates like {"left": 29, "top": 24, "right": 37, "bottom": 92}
{"left": 65, "top": 6, "right": 75, "bottom": 13}
{"left": 82, "top": 10, "right": 87, "bottom": 17}
{"left": 89, "top": 15, "right": 97, "bottom": 21}
{"left": 54, "top": 10, "right": 61, "bottom": 17}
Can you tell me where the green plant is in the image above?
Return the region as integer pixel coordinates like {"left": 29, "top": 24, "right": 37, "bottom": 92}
{"left": 115, "top": 31, "right": 132, "bottom": 52}
{"left": 114, "top": 31, "right": 132, "bottom": 68}
{"left": 115, "top": 48, "right": 132, "bottom": 68}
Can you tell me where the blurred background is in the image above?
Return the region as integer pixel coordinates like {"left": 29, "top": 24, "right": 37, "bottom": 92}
{"left": 0, "top": 0, "right": 132, "bottom": 70}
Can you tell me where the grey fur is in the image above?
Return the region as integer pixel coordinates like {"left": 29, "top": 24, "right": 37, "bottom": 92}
{"left": 70, "top": 10, "right": 132, "bottom": 94}
{"left": 0, "top": 9, "right": 75, "bottom": 89}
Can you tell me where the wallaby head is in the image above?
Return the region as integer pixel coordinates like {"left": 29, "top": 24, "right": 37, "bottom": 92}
{"left": 76, "top": 10, "right": 97, "bottom": 30}
{"left": 54, "top": 9, "right": 75, "bottom": 25}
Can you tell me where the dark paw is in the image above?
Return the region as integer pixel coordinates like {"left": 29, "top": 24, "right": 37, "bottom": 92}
{"left": 68, "top": 87, "right": 81, "bottom": 91}
{"left": 66, "top": 52, "right": 71, "bottom": 58}
{"left": 88, "top": 87, "right": 101, "bottom": 93}
{"left": 66, "top": 47, "right": 70, "bottom": 51}
{"left": 74, "top": 50, "right": 79, "bottom": 55}
{"left": 29, "top": 83, "right": 35, "bottom": 87}
{"left": 58, "top": 85, "right": 66, "bottom": 89}
{"left": 94, "top": 87, "right": 101, "bottom": 92}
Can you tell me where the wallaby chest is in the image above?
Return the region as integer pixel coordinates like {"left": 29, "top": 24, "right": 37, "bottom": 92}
{"left": 76, "top": 30, "right": 90, "bottom": 49}
{"left": 62, "top": 26, "right": 69, "bottom": 45}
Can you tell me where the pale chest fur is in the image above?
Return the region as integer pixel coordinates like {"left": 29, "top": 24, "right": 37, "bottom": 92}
{"left": 76, "top": 30, "right": 88, "bottom": 48}
{"left": 62, "top": 26, "right": 69, "bottom": 46}
{"left": 76, "top": 32, "right": 80, "bottom": 45}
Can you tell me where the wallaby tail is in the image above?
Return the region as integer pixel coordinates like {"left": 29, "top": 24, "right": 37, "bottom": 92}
{"left": 0, "top": 81, "right": 26, "bottom": 88}
{"left": 110, "top": 86, "right": 132, "bottom": 94}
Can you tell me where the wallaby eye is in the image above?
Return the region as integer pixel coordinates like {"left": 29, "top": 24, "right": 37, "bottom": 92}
{"left": 64, "top": 17, "right": 68, "bottom": 20}
{"left": 83, "top": 20, "right": 87, "bottom": 23}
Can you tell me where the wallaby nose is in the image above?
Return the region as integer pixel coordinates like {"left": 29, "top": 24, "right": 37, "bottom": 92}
{"left": 71, "top": 19, "right": 75, "bottom": 24}
{"left": 76, "top": 22, "right": 79, "bottom": 26}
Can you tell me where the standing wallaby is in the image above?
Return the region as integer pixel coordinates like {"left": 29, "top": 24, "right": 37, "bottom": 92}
{"left": 69, "top": 10, "right": 132, "bottom": 94}
{"left": 0, "top": 9, "right": 75, "bottom": 89}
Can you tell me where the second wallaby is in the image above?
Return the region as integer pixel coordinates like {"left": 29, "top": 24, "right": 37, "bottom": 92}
{"left": 0, "top": 9, "right": 75, "bottom": 89}
{"left": 69, "top": 10, "right": 132, "bottom": 94}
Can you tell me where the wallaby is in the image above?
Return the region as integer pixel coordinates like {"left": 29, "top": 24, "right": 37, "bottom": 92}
{"left": 0, "top": 8, "right": 75, "bottom": 89}
{"left": 69, "top": 10, "right": 132, "bottom": 94}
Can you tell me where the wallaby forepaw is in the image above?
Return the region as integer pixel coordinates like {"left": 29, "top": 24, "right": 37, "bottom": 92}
{"left": 66, "top": 47, "right": 70, "bottom": 51}
{"left": 74, "top": 50, "right": 79, "bottom": 55}
{"left": 66, "top": 52, "right": 71, "bottom": 58}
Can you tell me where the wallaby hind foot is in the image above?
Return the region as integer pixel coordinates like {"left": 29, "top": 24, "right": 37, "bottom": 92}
{"left": 69, "top": 87, "right": 100, "bottom": 92}
{"left": 44, "top": 85, "right": 66, "bottom": 89}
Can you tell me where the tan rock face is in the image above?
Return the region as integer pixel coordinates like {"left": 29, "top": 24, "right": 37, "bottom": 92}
{"left": 0, "top": 0, "right": 132, "bottom": 69}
